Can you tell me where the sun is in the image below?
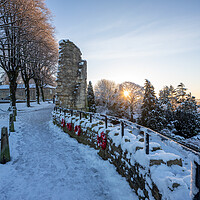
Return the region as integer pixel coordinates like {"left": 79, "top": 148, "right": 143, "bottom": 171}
{"left": 124, "top": 90, "right": 130, "bottom": 97}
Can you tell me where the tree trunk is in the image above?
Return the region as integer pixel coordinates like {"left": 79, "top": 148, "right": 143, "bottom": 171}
{"left": 35, "top": 83, "right": 40, "bottom": 104}
{"left": 24, "top": 81, "right": 30, "bottom": 107}
{"left": 130, "top": 104, "right": 134, "bottom": 122}
{"left": 9, "top": 80, "right": 17, "bottom": 107}
{"left": 34, "top": 79, "right": 40, "bottom": 104}
{"left": 130, "top": 111, "right": 134, "bottom": 122}
{"left": 40, "top": 86, "right": 45, "bottom": 102}
{"left": 21, "top": 68, "right": 31, "bottom": 107}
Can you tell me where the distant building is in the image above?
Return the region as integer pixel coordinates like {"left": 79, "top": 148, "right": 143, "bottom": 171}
{"left": 0, "top": 84, "right": 55, "bottom": 101}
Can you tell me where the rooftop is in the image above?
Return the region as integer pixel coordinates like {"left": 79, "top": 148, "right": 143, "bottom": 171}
{"left": 0, "top": 84, "right": 56, "bottom": 90}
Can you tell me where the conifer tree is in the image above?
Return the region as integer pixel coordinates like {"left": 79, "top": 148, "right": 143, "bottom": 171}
{"left": 168, "top": 85, "right": 177, "bottom": 110}
{"left": 159, "top": 83, "right": 200, "bottom": 138}
{"left": 159, "top": 85, "right": 177, "bottom": 111}
{"left": 154, "top": 99, "right": 167, "bottom": 131}
{"left": 87, "top": 81, "right": 96, "bottom": 112}
{"left": 159, "top": 85, "right": 177, "bottom": 131}
{"left": 159, "top": 86, "right": 169, "bottom": 103}
{"left": 173, "top": 94, "right": 200, "bottom": 138}
{"left": 139, "top": 79, "right": 166, "bottom": 131}
{"left": 176, "top": 83, "right": 187, "bottom": 103}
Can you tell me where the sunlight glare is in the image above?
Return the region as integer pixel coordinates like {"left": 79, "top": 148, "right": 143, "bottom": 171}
{"left": 124, "top": 90, "right": 129, "bottom": 97}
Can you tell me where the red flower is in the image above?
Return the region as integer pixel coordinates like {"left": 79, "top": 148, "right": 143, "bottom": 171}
{"left": 74, "top": 125, "right": 81, "bottom": 136}
{"left": 68, "top": 123, "right": 72, "bottom": 131}
{"left": 61, "top": 118, "right": 65, "bottom": 127}
{"left": 67, "top": 123, "right": 72, "bottom": 131}
{"left": 74, "top": 125, "right": 78, "bottom": 132}
{"left": 97, "top": 132, "right": 107, "bottom": 150}
{"left": 77, "top": 126, "right": 81, "bottom": 136}
{"left": 101, "top": 142, "right": 106, "bottom": 150}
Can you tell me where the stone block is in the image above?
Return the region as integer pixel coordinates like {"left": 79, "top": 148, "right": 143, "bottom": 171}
{"left": 136, "top": 146, "right": 143, "bottom": 151}
{"left": 150, "top": 142, "right": 162, "bottom": 152}
{"left": 167, "top": 159, "right": 182, "bottom": 167}
{"left": 150, "top": 159, "right": 165, "bottom": 166}
{"left": 139, "top": 138, "right": 144, "bottom": 142}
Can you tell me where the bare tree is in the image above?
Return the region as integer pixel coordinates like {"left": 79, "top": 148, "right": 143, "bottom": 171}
{"left": 0, "top": 0, "right": 25, "bottom": 106}
{"left": 94, "top": 79, "right": 117, "bottom": 107}
{"left": 0, "top": 0, "right": 58, "bottom": 106}
{"left": 119, "top": 82, "right": 144, "bottom": 121}
{"left": 32, "top": 38, "right": 58, "bottom": 104}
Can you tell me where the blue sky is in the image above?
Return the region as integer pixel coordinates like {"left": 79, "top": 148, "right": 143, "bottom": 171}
{"left": 45, "top": 0, "right": 200, "bottom": 98}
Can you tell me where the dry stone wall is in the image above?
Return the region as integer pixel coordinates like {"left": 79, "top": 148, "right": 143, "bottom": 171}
{"left": 52, "top": 109, "right": 192, "bottom": 200}
{"left": 56, "top": 39, "right": 87, "bottom": 110}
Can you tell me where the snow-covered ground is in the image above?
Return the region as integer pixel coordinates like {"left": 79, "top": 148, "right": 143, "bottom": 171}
{"left": 0, "top": 102, "right": 138, "bottom": 200}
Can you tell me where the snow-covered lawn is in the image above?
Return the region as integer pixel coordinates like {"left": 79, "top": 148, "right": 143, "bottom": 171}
{"left": 0, "top": 102, "right": 138, "bottom": 200}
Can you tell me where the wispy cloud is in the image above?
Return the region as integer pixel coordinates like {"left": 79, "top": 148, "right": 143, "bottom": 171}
{"left": 83, "top": 18, "right": 200, "bottom": 60}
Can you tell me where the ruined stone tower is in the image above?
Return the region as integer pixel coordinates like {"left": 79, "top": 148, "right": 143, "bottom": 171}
{"left": 56, "top": 39, "right": 87, "bottom": 110}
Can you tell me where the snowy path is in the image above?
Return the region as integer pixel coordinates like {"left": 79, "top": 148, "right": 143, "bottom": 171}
{"left": 0, "top": 103, "right": 138, "bottom": 200}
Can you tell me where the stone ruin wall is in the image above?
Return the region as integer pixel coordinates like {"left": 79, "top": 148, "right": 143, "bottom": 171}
{"left": 56, "top": 39, "right": 87, "bottom": 110}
